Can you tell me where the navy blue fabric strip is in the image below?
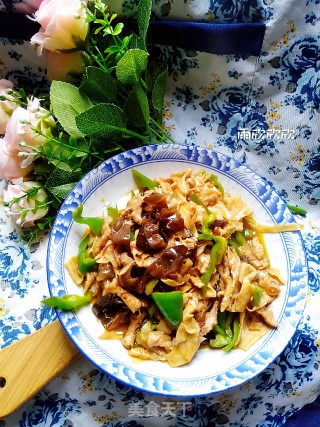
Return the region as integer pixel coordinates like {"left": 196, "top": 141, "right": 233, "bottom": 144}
{"left": 0, "top": 12, "right": 39, "bottom": 40}
{"left": 285, "top": 396, "right": 320, "bottom": 427}
{"left": 148, "top": 21, "right": 266, "bottom": 55}
{"left": 0, "top": 13, "right": 265, "bottom": 56}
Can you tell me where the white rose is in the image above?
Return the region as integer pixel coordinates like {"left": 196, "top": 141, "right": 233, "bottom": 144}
{"left": 0, "top": 79, "right": 17, "bottom": 135}
{"left": 3, "top": 179, "right": 49, "bottom": 227}
{"left": 0, "top": 97, "right": 55, "bottom": 177}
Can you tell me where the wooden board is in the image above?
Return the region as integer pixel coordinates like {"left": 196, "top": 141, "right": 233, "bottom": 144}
{"left": 0, "top": 319, "right": 80, "bottom": 418}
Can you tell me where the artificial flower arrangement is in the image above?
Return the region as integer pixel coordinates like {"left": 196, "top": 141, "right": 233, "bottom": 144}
{"left": 0, "top": 0, "right": 172, "bottom": 242}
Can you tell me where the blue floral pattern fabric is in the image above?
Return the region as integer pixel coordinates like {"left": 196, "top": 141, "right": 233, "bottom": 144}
{"left": 0, "top": 1, "right": 319, "bottom": 426}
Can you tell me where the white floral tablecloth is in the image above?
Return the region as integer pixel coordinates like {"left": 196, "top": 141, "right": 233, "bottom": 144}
{"left": 0, "top": 1, "right": 319, "bottom": 426}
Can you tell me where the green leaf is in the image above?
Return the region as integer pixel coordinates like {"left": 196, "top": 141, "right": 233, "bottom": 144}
{"left": 128, "top": 33, "right": 145, "bottom": 50}
{"left": 46, "top": 168, "right": 80, "bottom": 185}
{"left": 50, "top": 183, "right": 78, "bottom": 199}
{"left": 80, "top": 66, "right": 117, "bottom": 104}
{"left": 105, "top": 45, "right": 122, "bottom": 54}
{"left": 152, "top": 66, "right": 168, "bottom": 111}
{"left": 116, "top": 49, "right": 148, "bottom": 85}
{"left": 46, "top": 169, "right": 80, "bottom": 200}
{"left": 40, "top": 132, "right": 88, "bottom": 172}
{"left": 137, "top": 0, "right": 152, "bottom": 49}
{"left": 75, "top": 103, "right": 127, "bottom": 138}
{"left": 50, "top": 81, "right": 92, "bottom": 137}
{"left": 40, "top": 141, "right": 76, "bottom": 172}
{"left": 112, "top": 22, "right": 124, "bottom": 36}
{"left": 124, "top": 84, "right": 150, "bottom": 127}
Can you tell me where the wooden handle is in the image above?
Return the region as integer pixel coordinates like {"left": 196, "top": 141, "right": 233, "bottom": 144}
{"left": 0, "top": 319, "right": 80, "bottom": 418}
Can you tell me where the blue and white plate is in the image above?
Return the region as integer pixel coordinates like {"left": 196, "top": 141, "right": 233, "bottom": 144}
{"left": 46, "top": 144, "right": 308, "bottom": 396}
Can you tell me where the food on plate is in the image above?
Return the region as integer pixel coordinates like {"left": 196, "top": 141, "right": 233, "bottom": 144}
{"left": 65, "top": 169, "right": 298, "bottom": 367}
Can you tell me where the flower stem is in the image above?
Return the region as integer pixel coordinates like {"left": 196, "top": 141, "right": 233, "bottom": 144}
{"left": 149, "top": 117, "right": 175, "bottom": 144}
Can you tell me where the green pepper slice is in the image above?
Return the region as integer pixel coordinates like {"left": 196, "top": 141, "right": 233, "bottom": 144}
{"left": 73, "top": 203, "right": 104, "bottom": 236}
{"left": 212, "top": 324, "right": 228, "bottom": 339}
{"left": 209, "top": 174, "right": 224, "bottom": 197}
{"left": 223, "top": 314, "right": 240, "bottom": 352}
{"left": 217, "top": 310, "right": 227, "bottom": 331}
{"left": 210, "top": 334, "right": 231, "bottom": 348}
{"left": 77, "top": 235, "right": 97, "bottom": 275}
{"left": 42, "top": 293, "right": 91, "bottom": 310}
{"left": 200, "top": 212, "right": 217, "bottom": 237}
{"left": 228, "top": 237, "right": 241, "bottom": 255}
{"left": 189, "top": 192, "right": 210, "bottom": 214}
{"left": 253, "top": 285, "right": 264, "bottom": 306}
{"left": 210, "top": 312, "right": 240, "bottom": 352}
{"left": 243, "top": 229, "right": 255, "bottom": 240}
{"left": 145, "top": 279, "right": 158, "bottom": 295}
{"left": 286, "top": 204, "right": 307, "bottom": 216}
{"left": 151, "top": 291, "right": 183, "bottom": 327}
{"left": 132, "top": 169, "right": 158, "bottom": 190}
{"left": 234, "top": 231, "right": 246, "bottom": 246}
{"left": 107, "top": 206, "right": 119, "bottom": 222}
{"left": 201, "top": 236, "right": 227, "bottom": 287}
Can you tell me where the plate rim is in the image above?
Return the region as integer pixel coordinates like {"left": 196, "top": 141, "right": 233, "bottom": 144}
{"left": 46, "top": 143, "right": 308, "bottom": 396}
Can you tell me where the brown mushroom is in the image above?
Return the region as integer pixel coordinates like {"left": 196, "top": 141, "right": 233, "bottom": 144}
{"left": 147, "top": 244, "right": 188, "bottom": 278}
{"left": 118, "top": 262, "right": 146, "bottom": 294}
{"left": 110, "top": 217, "right": 131, "bottom": 245}
{"left": 92, "top": 293, "right": 130, "bottom": 330}
{"left": 136, "top": 221, "right": 165, "bottom": 251}
{"left": 159, "top": 208, "right": 184, "bottom": 236}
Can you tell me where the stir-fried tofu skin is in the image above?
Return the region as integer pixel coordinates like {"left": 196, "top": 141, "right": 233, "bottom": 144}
{"left": 67, "top": 169, "right": 299, "bottom": 366}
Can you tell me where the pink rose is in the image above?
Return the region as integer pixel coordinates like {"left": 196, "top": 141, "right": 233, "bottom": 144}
{"left": 0, "top": 139, "right": 33, "bottom": 180}
{"left": 47, "top": 51, "right": 86, "bottom": 82}
{"left": 30, "top": 0, "right": 89, "bottom": 55}
{"left": 3, "top": 178, "right": 49, "bottom": 227}
{"left": 0, "top": 79, "right": 17, "bottom": 135}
